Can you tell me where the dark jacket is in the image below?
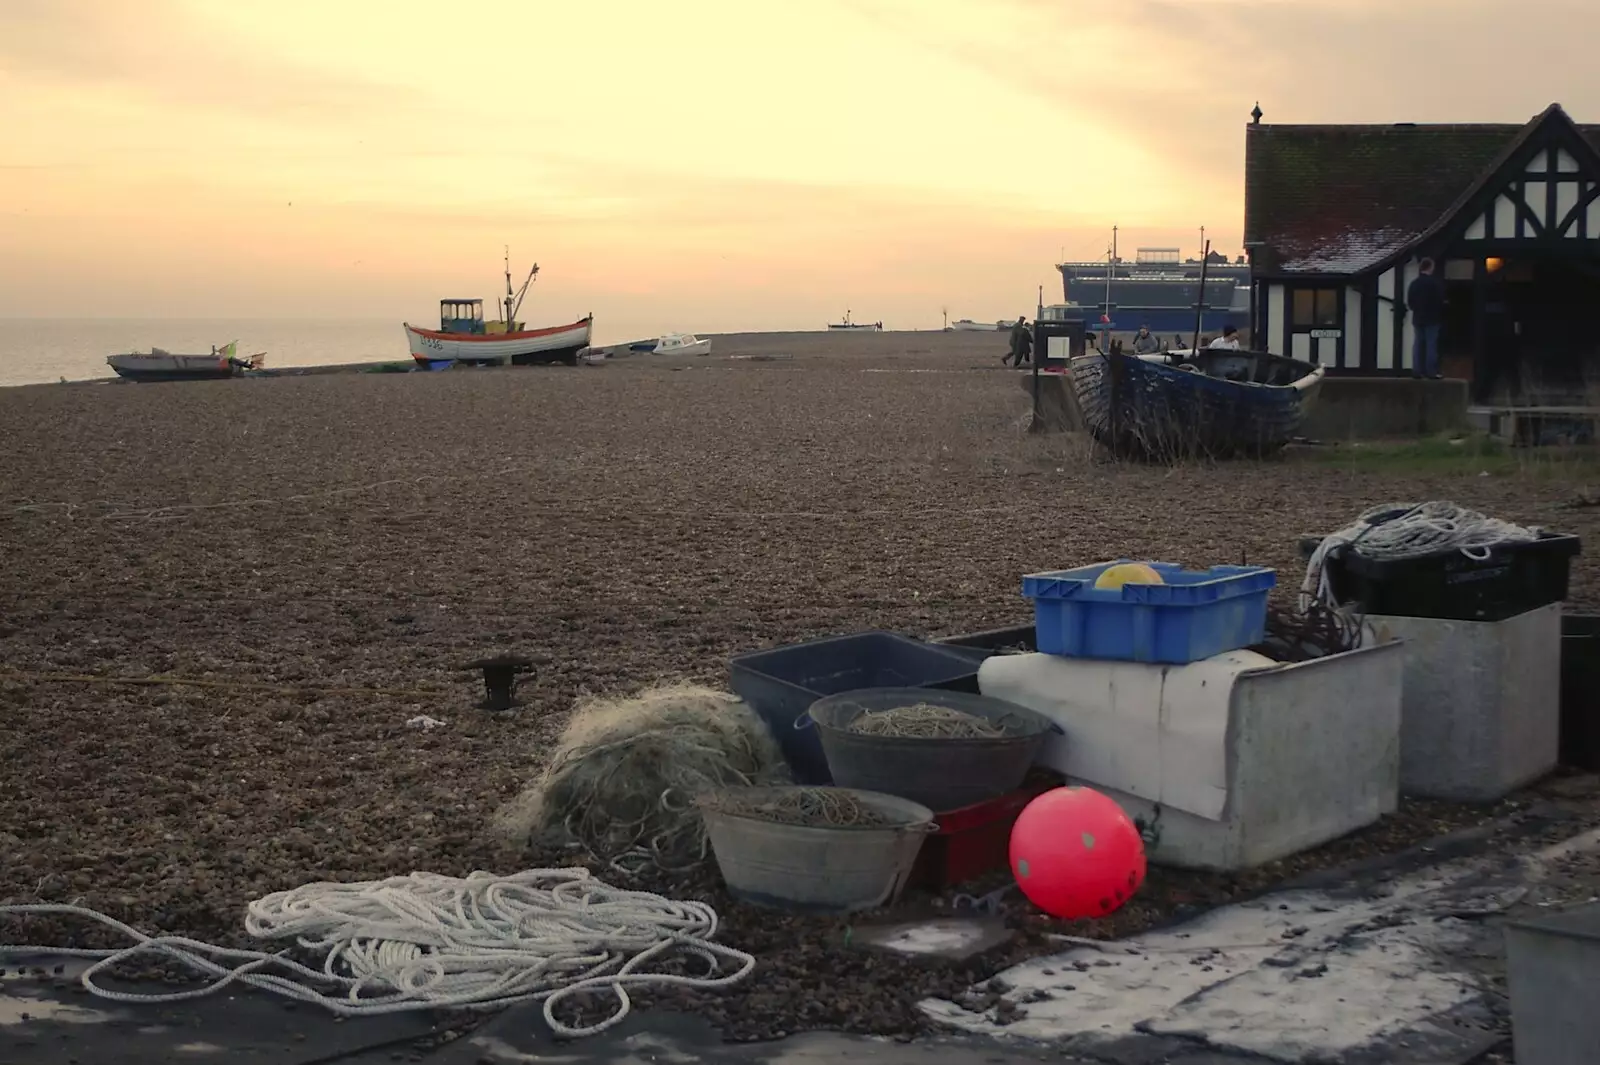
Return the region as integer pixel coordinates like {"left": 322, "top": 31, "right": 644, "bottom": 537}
{"left": 1406, "top": 273, "right": 1446, "bottom": 328}
{"left": 1009, "top": 319, "right": 1031, "bottom": 354}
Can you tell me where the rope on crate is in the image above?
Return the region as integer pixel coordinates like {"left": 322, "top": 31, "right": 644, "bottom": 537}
{"left": 1300, "top": 501, "right": 1541, "bottom": 612}
{"left": 0, "top": 868, "right": 755, "bottom": 1039}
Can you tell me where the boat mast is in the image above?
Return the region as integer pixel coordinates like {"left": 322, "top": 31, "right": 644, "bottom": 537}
{"left": 500, "top": 245, "right": 540, "bottom": 328}
{"left": 1104, "top": 225, "right": 1117, "bottom": 329}
{"left": 503, "top": 246, "right": 513, "bottom": 326}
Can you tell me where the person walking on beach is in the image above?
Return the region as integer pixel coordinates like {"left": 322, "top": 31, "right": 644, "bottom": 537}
{"left": 1006, "top": 317, "right": 1032, "bottom": 366}
{"left": 1406, "top": 258, "right": 1446, "bottom": 379}
{"left": 1132, "top": 325, "right": 1161, "bottom": 354}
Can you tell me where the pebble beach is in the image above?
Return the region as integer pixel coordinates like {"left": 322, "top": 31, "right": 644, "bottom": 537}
{"left": 3, "top": 328, "right": 1599, "bottom": 1040}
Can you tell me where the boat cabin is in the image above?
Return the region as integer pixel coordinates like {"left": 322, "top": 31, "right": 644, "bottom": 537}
{"left": 439, "top": 299, "right": 486, "bottom": 335}
{"left": 1244, "top": 102, "right": 1600, "bottom": 406}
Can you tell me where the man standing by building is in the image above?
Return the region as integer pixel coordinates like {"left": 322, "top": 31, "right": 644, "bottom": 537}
{"left": 1406, "top": 258, "right": 1446, "bottom": 379}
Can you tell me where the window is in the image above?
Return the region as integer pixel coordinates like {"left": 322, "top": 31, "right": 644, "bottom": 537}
{"left": 1291, "top": 288, "right": 1339, "bottom": 329}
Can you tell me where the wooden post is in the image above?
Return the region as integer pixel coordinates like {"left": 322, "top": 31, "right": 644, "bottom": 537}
{"left": 1030, "top": 337, "right": 1041, "bottom": 432}
{"left": 1472, "top": 255, "right": 1489, "bottom": 402}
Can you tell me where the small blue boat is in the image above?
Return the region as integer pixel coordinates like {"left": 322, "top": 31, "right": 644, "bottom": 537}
{"left": 1068, "top": 348, "right": 1325, "bottom": 460}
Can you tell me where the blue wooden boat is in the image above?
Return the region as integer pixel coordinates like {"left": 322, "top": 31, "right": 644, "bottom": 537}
{"left": 1067, "top": 348, "right": 1325, "bottom": 460}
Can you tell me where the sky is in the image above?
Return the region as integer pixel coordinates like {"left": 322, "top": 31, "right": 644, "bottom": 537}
{"left": 2, "top": 0, "right": 1597, "bottom": 341}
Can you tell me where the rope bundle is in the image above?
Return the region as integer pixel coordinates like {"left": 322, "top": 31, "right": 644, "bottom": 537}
{"left": 0, "top": 867, "right": 754, "bottom": 1038}
{"left": 697, "top": 786, "right": 892, "bottom": 828}
{"left": 845, "top": 703, "right": 1007, "bottom": 739}
{"left": 1300, "top": 501, "right": 1541, "bottom": 611}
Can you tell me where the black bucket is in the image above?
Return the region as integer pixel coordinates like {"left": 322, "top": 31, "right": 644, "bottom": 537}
{"left": 806, "top": 687, "right": 1057, "bottom": 813}
{"left": 1562, "top": 614, "right": 1600, "bottom": 771}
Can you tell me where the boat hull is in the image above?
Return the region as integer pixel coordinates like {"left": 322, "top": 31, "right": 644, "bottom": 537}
{"left": 106, "top": 353, "right": 241, "bottom": 382}
{"left": 1067, "top": 349, "right": 1323, "bottom": 460}
{"left": 654, "top": 336, "right": 712, "bottom": 356}
{"left": 404, "top": 317, "right": 593, "bottom": 366}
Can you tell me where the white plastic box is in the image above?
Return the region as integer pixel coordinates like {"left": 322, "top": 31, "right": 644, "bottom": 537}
{"left": 977, "top": 642, "right": 1405, "bottom": 871}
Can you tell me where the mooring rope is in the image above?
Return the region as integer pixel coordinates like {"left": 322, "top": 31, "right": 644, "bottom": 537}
{"left": 0, "top": 868, "right": 754, "bottom": 1039}
{"left": 1300, "top": 501, "right": 1540, "bottom": 611}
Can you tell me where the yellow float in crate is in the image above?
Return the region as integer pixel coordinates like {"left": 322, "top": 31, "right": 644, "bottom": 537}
{"left": 1093, "top": 562, "right": 1166, "bottom": 591}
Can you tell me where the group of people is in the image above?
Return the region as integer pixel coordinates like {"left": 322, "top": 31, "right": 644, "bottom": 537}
{"left": 1004, "top": 319, "right": 1242, "bottom": 367}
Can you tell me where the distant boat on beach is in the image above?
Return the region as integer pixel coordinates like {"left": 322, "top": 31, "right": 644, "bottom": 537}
{"left": 827, "top": 310, "right": 882, "bottom": 332}
{"left": 627, "top": 333, "right": 713, "bottom": 356}
{"left": 404, "top": 250, "right": 593, "bottom": 368}
{"left": 106, "top": 341, "right": 264, "bottom": 382}
{"left": 950, "top": 318, "right": 1019, "bottom": 332}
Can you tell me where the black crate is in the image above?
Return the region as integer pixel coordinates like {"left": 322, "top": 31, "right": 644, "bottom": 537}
{"left": 1306, "top": 531, "right": 1581, "bottom": 621}
{"left": 728, "top": 631, "right": 980, "bottom": 785}
{"left": 932, "top": 624, "right": 1038, "bottom": 662}
{"left": 1562, "top": 614, "right": 1600, "bottom": 771}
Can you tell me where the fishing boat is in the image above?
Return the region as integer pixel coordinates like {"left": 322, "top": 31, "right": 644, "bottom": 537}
{"left": 827, "top": 310, "right": 882, "bottom": 332}
{"left": 106, "top": 342, "right": 264, "bottom": 382}
{"left": 627, "top": 333, "right": 713, "bottom": 356}
{"left": 1066, "top": 347, "right": 1324, "bottom": 460}
{"left": 404, "top": 250, "right": 593, "bottom": 368}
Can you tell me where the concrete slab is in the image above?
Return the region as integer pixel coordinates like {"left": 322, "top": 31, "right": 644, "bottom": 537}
{"left": 923, "top": 826, "right": 1600, "bottom": 1064}
{"left": 852, "top": 917, "right": 1014, "bottom": 962}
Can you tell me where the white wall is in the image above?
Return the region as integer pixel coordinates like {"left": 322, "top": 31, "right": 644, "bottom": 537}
{"left": 1342, "top": 286, "right": 1363, "bottom": 370}
{"left": 1266, "top": 284, "right": 1287, "bottom": 356}
{"left": 1376, "top": 268, "right": 1397, "bottom": 371}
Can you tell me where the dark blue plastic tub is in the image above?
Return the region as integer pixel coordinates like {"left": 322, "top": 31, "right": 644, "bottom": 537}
{"left": 1022, "top": 560, "right": 1276, "bottom": 664}
{"left": 728, "top": 631, "right": 981, "bottom": 784}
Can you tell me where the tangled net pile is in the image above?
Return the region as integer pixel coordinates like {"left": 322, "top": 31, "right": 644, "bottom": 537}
{"left": 846, "top": 702, "right": 1007, "bottom": 739}
{"left": 697, "top": 786, "right": 894, "bottom": 827}
{"left": 1301, "top": 501, "right": 1541, "bottom": 611}
{"left": 0, "top": 868, "right": 754, "bottom": 1038}
{"left": 493, "top": 684, "right": 788, "bottom": 874}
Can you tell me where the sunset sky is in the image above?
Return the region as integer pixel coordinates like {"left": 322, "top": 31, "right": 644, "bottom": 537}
{"left": 3, "top": 0, "right": 1596, "bottom": 340}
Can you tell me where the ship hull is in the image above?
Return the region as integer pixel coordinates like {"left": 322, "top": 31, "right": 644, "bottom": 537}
{"left": 404, "top": 317, "right": 593, "bottom": 366}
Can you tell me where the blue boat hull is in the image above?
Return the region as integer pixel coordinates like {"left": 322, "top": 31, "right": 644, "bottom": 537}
{"left": 1068, "top": 350, "right": 1323, "bottom": 460}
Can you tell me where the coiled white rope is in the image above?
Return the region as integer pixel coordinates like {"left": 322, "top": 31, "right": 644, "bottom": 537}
{"left": 0, "top": 868, "right": 755, "bottom": 1038}
{"left": 1301, "top": 501, "right": 1540, "bottom": 611}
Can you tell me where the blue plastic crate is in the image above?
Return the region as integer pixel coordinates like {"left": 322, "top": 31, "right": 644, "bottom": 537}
{"left": 1022, "top": 560, "right": 1276, "bottom": 664}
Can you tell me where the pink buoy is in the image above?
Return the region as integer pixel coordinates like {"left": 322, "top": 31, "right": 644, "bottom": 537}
{"left": 1008, "top": 785, "right": 1146, "bottom": 919}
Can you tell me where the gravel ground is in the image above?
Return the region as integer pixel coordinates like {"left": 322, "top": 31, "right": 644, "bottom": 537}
{"left": 2, "top": 330, "right": 1599, "bottom": 1042}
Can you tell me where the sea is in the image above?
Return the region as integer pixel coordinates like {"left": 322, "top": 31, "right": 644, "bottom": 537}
{"left": 0, "top": 319, "right": 408, "bottom": 388}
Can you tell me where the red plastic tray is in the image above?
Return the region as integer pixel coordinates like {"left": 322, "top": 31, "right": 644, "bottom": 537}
{"left": 908, "top": 778, "right": 1056, "bottom": 891}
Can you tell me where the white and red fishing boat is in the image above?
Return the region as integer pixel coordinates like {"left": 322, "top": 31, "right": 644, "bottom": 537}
{"left": 107, "top": 341, "right": 265, "bottom": 382}
{"left": 404, "top": 250, "right": 593, "bottom": 369}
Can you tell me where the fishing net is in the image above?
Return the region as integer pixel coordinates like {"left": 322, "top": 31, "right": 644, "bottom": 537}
{"left": 696, "top": 786, "right": 894, "bottom": 828}
{"left": 845, "top": 702, "right": 1007, "bottom": 739}
{"left": 491, "top": 683, "right": 789, "bottom": 874}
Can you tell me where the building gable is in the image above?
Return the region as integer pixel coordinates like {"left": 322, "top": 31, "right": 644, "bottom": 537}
{"left": 1447, "top": 116, "right": 1600, "bottom": 245}
{"left": 1244, "top": 104, "right": 1600, "bottom": 277}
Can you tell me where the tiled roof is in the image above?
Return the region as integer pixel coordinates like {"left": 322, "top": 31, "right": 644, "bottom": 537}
{"left": 1244, "top": 105, "right": 1600, "bottom": 275}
